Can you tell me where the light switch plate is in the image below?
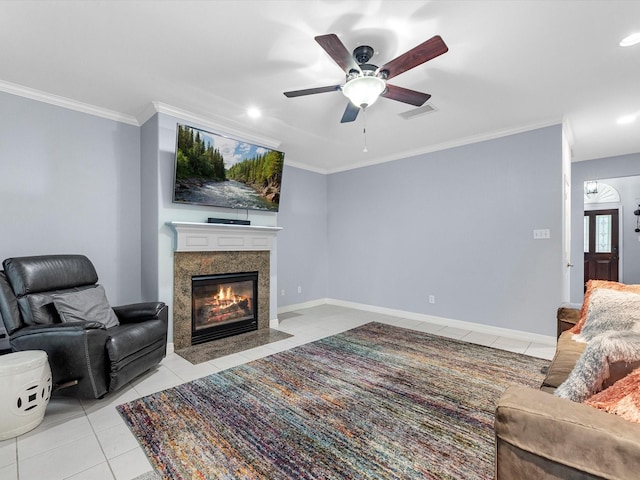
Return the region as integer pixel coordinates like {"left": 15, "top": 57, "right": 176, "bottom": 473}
{"left": 533, "top": 229, "right": 551, "bottom": 239}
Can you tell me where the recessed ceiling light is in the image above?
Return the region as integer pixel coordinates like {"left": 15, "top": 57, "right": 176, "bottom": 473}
{"left": 247, "top": 107, "right": 261, "bottom": 119}
{"left": 620, "top": 32, "right": 640, "bottom": 47}
{"left": 617, "top": 113, "right": 637, "bottom": 125}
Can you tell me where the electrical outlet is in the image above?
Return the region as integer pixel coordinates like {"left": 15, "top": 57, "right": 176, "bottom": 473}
{"left": 429, "top": 295, "right": 435, "bottom": 304}
{"left": 533, "top": 229, "right": 551, "bottom": 240}
{"left": 281, "top": 289, "right": 285, "bottom": 296}
{"left": 297, "top": 286, "right": 302, "bottom": 294}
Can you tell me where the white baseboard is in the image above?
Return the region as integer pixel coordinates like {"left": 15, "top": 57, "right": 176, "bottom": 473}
{"left": 278, "top": 298, "right": 556, "bottom": 346}
{"left": 277, "top": 298, "right": 329, "bottom": 314}
{"left": 166, "top": 342, "right": 175, "bottom": 355}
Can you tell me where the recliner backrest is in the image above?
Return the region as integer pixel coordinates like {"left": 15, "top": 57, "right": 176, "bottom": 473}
{"left": 0, "top": 271, "right": 23, "bottom": 334}
{"left": 3, "top": 255, "right": 99, "bottom": 326}
{"left": 0, "top": 292, "right": 11, "bottom": 351}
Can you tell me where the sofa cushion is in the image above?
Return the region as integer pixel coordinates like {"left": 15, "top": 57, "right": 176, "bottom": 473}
{"left": 586, "top": 367, "right": 640, "bottom": 423}
{"left": 574, "top": 288, "right": 640, "bottom": 343}
{"left": 570, "top": 280, "right": 640, "bottom": 334}
{"left": 541, "top": 331, "right": 586, "bottom": 391}
{"left": 496, "top": 385, "right": 640, "bottom": 480}
{"left": 605, "top": 359, "right": 640, "bottom": 389}
{"left": 554, "top": 332, "right": 640, "bottom": 402}
{"left": 53, "top": 285, "right": 119, "bottom": 328}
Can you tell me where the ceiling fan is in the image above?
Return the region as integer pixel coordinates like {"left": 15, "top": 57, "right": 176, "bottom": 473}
{"left": 284, "top": 33, "right": 448, "bottom": 123}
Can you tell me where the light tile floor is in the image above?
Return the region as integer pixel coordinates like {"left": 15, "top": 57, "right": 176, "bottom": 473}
{"left": 0, "top": 304, "right": 556, "bottom": 480}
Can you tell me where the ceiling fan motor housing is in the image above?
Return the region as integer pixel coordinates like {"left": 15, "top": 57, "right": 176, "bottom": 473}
{"left": 353, "top": 45, "right": 375, "bottom": 64}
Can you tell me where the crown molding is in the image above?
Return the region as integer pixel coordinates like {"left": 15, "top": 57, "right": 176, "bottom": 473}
{"left": 283, "top": 159, "right": 328, "bottom": 175}
{"left": 0, "top": 81, "right": 283, "bottom": 152}
{"left": 136, "top": 102, "right": 160, "bottom": 126}
{"left": 324, "top": 118, "right": 563, "bottom": 174}
{"left": 143, "top": 102, "right": 281, "bottom": 149}
{"left": 0, "top": 79, "right": 139, "bottom": 126}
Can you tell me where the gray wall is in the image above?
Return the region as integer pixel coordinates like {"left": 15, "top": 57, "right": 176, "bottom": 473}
{"left": 326, "top": 125, "right": 564, "bottom": 336}
{"left": 140, "top": 114, "right": 160, "bottom": 302}
{"left": 276, "top": 166, "right": 328, "bottom": 306}
{"left": 0, "top": 92, "right": 142, "bottom": 305}
{"left": 571, "top": 153, "right": 640, "bottom": 302}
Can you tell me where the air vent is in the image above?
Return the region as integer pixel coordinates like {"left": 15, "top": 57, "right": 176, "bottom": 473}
{"left": 399, "top": 103, "right": 438, "bottom": 120}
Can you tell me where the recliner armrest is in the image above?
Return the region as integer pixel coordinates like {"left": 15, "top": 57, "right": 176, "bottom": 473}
{"left": 113, "top": 302, "right": 167, "bottom": 324}
{"left": 9, "top": 322, "right": 110, "bottom": 398}
{"left": 10, "top": 321, "right": 106, "bottom": 339}
{"left": 557, "top": 306, "right": 580, "bottom": 323}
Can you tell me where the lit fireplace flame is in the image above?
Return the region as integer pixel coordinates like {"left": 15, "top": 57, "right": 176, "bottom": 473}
{"left": 214, "top": 286, "right": 242, "bottom": 307}
{"left": 218, "top": 286, "right": 231, "bottom": 301}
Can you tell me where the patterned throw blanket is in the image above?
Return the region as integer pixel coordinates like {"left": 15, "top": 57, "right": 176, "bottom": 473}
{"left": 555, "top": 288, "right": 640, "bottom": 402}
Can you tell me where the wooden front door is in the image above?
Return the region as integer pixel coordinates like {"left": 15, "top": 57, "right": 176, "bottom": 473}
{"left": 584, "top": 209, "right": 619, "bottom": 287}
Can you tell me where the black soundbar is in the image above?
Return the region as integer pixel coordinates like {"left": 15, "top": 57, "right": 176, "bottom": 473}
{"left": 207, "top": 218, "right": 251, "bottom": 226}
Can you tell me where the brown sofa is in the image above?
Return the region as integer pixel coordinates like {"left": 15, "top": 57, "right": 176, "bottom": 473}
{"left": 495, "top": 307, "right": 640, "bottom": 480}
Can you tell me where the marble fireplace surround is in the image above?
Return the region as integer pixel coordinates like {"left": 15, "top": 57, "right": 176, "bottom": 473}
{"left": 169, "top": 222, "right": 281, "bottom": 351}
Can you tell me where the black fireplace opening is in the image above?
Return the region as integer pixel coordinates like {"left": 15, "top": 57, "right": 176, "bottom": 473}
{"left": 191, "top": 271, "right": 258, "bottom": 345}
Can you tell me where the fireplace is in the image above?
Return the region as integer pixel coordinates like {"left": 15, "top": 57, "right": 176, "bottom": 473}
{"left": 169, "top": 222, "right": 281, "bottom": 351}
{"left": 191, "top": 272, "right": 258, "bottom": 344}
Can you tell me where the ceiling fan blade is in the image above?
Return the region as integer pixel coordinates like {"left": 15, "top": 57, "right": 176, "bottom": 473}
{"left": 315, "top": 34, "right": 362, "bottom": 74}
{"left": 340, "top": 102, "right": 360, "bottom": 123}
{"left": 377, "top": 35, "right": 448, "bottom": 80}
{"left": 381, "top": 84, "right": 431, "bottom": 106}
{"left": 283, "top": 85, "right": 341, "bottom": 98}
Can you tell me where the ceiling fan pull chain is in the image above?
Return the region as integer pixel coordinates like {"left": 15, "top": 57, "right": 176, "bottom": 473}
{"left": 363, "top": 108, "right": 368, "bottom": 153}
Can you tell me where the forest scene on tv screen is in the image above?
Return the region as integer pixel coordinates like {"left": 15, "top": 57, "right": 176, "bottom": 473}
{"left": 173, "top": 124, "right": 284, "bottom": 212}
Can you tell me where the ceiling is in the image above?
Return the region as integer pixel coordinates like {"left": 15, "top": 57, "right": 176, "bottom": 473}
{"left": 1, "top": 0, "right": 639, "bottom": 173}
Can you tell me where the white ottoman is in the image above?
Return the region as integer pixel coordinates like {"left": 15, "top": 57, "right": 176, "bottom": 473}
{"left": 0, "top": 351, "right": 52, "bottom": 440}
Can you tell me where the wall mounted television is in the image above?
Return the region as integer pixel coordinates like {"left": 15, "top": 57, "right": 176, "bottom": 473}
{"left": 173, "top": 124, "right": 285, "bottom": 212}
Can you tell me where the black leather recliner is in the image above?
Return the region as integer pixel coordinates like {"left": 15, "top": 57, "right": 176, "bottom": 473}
{"left": 0, "top": 254, "right": 168, "bottom": 399}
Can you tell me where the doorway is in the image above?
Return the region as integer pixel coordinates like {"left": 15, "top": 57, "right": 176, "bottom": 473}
{"left": 583, "top": 209, "right": 619, "bottom": 286}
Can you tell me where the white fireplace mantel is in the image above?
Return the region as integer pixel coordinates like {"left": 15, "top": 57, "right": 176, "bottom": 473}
{"left": 168, "top": 221, "right": 282, "bottom": 252}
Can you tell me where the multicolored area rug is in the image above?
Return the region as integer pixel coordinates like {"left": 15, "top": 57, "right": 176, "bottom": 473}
{"left": 118, "top": 322, "right": 548, "bottom": 479}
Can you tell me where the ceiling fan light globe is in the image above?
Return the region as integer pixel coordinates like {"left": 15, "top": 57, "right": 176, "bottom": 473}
{"left": 342, "top": 76, "right": 386, "bottom": 108}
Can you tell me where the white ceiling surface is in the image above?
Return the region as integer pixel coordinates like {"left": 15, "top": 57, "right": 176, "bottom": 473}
{"left": 1, "top": 1, "right": 639, "bottom": 173}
